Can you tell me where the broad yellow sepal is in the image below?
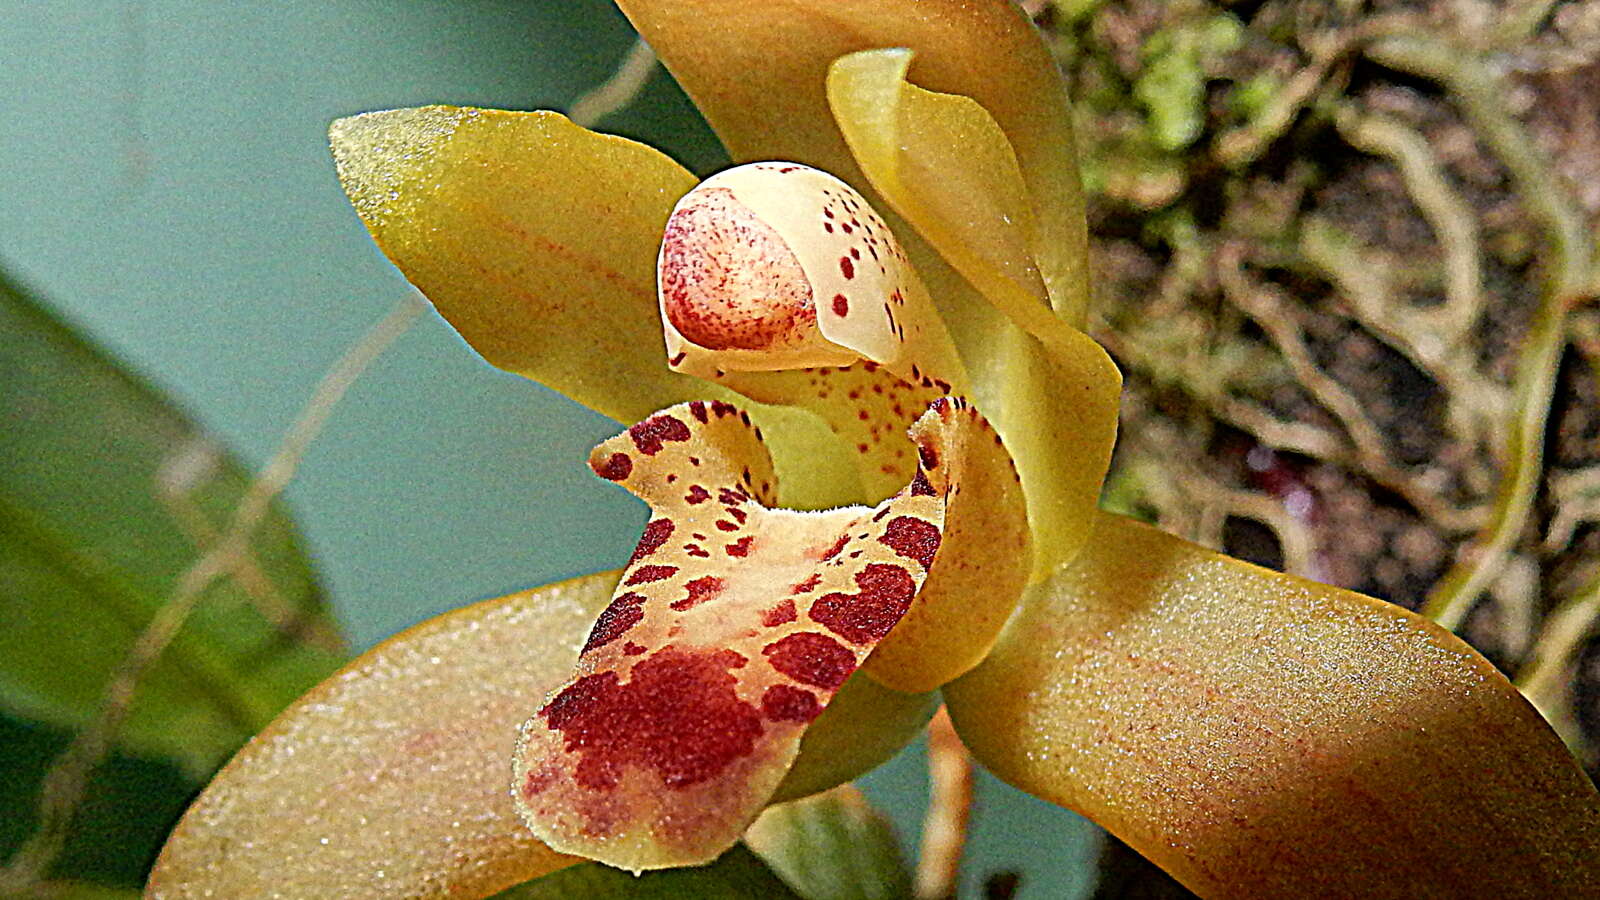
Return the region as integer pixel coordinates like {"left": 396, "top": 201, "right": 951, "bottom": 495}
{"left": 946, "top": 512, "right": 1600, "bottom": 898}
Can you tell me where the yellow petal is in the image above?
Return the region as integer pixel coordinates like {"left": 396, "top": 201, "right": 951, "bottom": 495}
{"left": 330, "top": 107, "right": 696, "bottom": 425}
{"left": 515, "top": 397, "right": 1021, "bottom": 870}
{"left": 330, "top": 106, "right": 864, "bottom": 510}
{"left": 146, "top": 574, "right": 613, "bottom": 899}
{"left": 944, "top": 512, "right": 1600, "bottom": 897}
{"left": 829, "top": 49, "right": 1047, "bottom": 320}
{"left": 825, "top": 52, "right": 1122, "bottom": 578}
{"left": 614, "top": 0, "right": 1088, "bottom": 321}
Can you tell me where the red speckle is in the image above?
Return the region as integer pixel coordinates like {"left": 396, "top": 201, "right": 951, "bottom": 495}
{"left": 540, "top": 648, "right": 763, "bottom": 790}
{"left": 918, "top": 444, "right": 939, "bottom": 470}
{"left": 661, "top": 187, "right": 815, "bottom": 351}
{"left": 762, "top": 685, "right": 821, "bottom": 722}
{"left": 685, "top": 485, "right": 711, "bottom": 504}
{"left": 626, "top": 564, "right": 679, "bottom": 586}
{"left": 689, "top": 401, "right": 709, "bottom": 423}
{"left": 820, "top": 534, "right": 850, "bottom": 561}
{"left": 593, "top": 453, "right": 633, "bottom": 481}
{"left": 726, "top": 507, "right": 748, "bottom": 523}
{"left": 880, "top": 516, "right": 941, "bottom": 569}
{"left": 630, "top": 519, "right": 675, "bottom": 563}
{"left": 791, "top": 574, "right": 821, "bottom": 595}
{"left": 672, "top": 575, "right": 725, "bottom": 611}
{"left": 522, "top": 764, "right": 559, "bottom": 799}
{"left": 909, "top": 468, "right": 937, "bottom": 497}
{"left": 763, "top": 631, "right": 857, "bottom": 688}
{"left": 712, "top": 401, "right": 738, "bottom": 418}
{"left": 623, "top": 642, "right": 647, "bottom": 656}
{"left": 718, "top": 487, "right": 747, "bottom": 506}
{"left": 581, "top": 592, "right": 646, "bottom": 653}
{"left": 629, "top": 415, "right": 692, "bottom": 455}
{"left": 715, "top": 520, "right": 740, "bottom": 532}
{"left": 685, "top": 544, "right": 711, "bottom": 558}
{"left": 762, "top": 598, "right": 797, "bottom": 627}
{"left": 832, "top": 294, "right": 849, "bottom": 316}
{"left": 809, "top": 564, "right": 917, "bottom": 645}
{"left": 840, "top": 256, "right": 855, "bottom": 279}
{"left": 726, "top": 536, "right": 754, "bottom": 557}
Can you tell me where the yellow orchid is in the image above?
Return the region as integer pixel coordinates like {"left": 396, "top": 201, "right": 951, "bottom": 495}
{"left": 147, "top": 1, "right": 1600, "bottom": 897}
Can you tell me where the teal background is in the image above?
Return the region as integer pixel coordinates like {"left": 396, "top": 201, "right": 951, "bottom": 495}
{"left": 1, "top": 2, "right": 1100, "bottom": 895}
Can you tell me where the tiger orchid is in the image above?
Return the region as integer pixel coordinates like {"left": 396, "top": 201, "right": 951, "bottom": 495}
{"left": 147, "top": 1, "right": 1600, "bottom": 897}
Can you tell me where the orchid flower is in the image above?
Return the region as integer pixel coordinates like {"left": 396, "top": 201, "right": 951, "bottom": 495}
{"left": 147, "top": 1, "right": 1600, "bottom": 897}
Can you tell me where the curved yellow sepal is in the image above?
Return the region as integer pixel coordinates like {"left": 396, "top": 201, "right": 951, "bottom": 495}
{"left": 945, "top": 512, "right": 1600, "bottom": 898}
{"left": 825, "top": 51, "right": 1122, "bottom": 579}
{"left": 330, "top": 107, "right": 697, "bottom": 425}
{"left": 613, "top": 0, "right": 1088, "bottom": 320}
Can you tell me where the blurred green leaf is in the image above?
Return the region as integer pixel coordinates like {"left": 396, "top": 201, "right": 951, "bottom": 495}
{"left": 745, "top": 786, "right": 914, "bottom": 900}
{"left": 493, "top": 845, "right": 803, "bottom": 899}
{"left": 0, "top": 711, "right": 194, "bottom": 892}
{"left": 0, "top": 265, "right": 347, "bottom": 778}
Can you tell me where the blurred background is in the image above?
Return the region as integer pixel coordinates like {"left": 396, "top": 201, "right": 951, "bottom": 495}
{"left": 4, "top": 1, "right": 1599, "bottom": 898}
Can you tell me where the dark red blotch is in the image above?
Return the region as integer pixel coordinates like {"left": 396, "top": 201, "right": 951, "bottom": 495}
{"left": 593, "top": 452, "right": 633, "bottom": 481}
{"left": 762, "top": 631, "right": 857, "bottom": 689}
{"left": 581, "top": 592, "right": 646, "bottom": 654}
{"left": 809, "top": 563, "right": 916, "bottom": 645}
{"left": 629, "top": 518, "right": 675, "bottom": 563}
{"left": 540, "top": 647, "right": 763, "bottom": 791}
{"left": 762, "top": 598, "right": 797, "bottom": 627}
{"left": 762, "top": 685, "right": 821, "bottom": 722}
{"left": 880, "top": 516, "right": 941, "bottom": 569}
{"left": 671, "top": 575, "right": 725, "bottom": 611}
{"left": 629, "top": 415, "right": 692, "bottom": 455}
{"left": 626, "top": 564, "right": 679, "bottom": 586}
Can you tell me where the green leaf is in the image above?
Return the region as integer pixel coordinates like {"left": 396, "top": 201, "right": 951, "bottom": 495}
{"left": 492, "top": 845, "right": 803, "bottom": 899}
{"left": 0, "top": 266, "right": 347, "bottom": 778}
{"left": 0, "top": 711, "right": 194, "bottom": 893}
{"left": 745, "top": 786, "right": 913, "bottom": 900}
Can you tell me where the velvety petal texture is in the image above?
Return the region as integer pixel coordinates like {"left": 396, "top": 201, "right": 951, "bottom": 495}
{"left": 514, "top": 396, "right": 1020, "bottom": 870}
{"left": 945, "top": 512, "right": 1600, "bottom": 898}
{"left": 145, "top": 574, "right": 613, "bottom": 899}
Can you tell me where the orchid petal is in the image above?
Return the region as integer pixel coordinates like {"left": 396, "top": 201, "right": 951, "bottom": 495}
{"left": 658, "top": 162, "right": 969, "bottom": 500}
{"left": 330, "top": 107, "right": 696, "bottom": 424}
{"left": 828, "top": 49, "right": 1047, "bottom": 318}
{"left": 145, "top": 574, "right": 614, "bottom": 899}
{"left": 613, "top": 0, "right": 1088, "bottom": 321}
{"left": 144, "top": 567, "right": 931, "bottom": 897}
{"left": 944, "top": 512, "right": 1600, "bottom": 897}
{"left": 825, "top": 52, "right": 1122, "bottom": 577}
{"left": 514, "top": 396, "right": 1021, "bottom": 870}
{"left": 329, "top": 106, "right": 863, "bottom": 510}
